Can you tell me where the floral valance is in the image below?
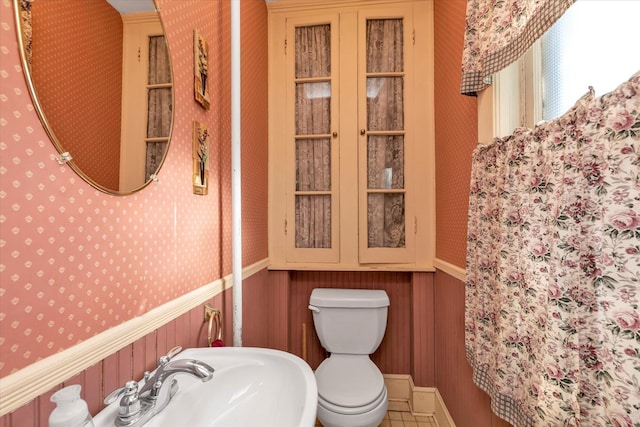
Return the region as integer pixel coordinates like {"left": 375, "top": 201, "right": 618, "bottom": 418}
{"left": 461, "top": 0, "right": 575, "bottom": 96}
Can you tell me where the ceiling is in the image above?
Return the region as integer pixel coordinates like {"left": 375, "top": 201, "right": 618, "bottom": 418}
{"left": 106, "top": 0, "right": 155, "bottom": 14}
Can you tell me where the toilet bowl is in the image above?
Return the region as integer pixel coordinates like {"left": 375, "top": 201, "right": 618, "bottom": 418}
{"left": 315, "top": 354, "right": 388, "bottom": 427}
{"left": 309, "top": 288, "right": 390, "bottom": 427}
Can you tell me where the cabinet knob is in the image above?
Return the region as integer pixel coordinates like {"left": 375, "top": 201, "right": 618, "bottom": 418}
{"left": 360, "top": 129, "right": 366, "bottom": 135}
{"left": 332, "top": 131, "right": 338, "bottom": 138}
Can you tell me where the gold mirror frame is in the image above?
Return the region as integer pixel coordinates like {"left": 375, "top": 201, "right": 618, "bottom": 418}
{"left": 13, "top": 0, "right": 174, "bottom": 195}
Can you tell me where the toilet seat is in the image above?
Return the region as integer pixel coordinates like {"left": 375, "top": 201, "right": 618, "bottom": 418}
{"left": 315, "top": 354, "right": 386, "bottom": 414}
{"left": 318, "top": 386, "right": 387, "bottom": 416}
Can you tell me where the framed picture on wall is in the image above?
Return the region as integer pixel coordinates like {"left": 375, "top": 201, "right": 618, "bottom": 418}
{"left": 194, "top": 29, "right": 210, "bottom": 109}
{"left": 193, "top": 121, "right": 209, "bottom": 195}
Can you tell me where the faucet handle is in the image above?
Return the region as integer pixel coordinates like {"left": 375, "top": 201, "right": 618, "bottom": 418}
{"left": 166, "top": 345, "right": 182, "bottom": 359}
{"left": 158, "top": 346, "right": 183, "bottom": 367}
{"left": 104, "top": 384, "right": 126, "bottom": 405}
{"left": 104, "top": 380, "right": 139, "bottom": 405}
{"left": 117, "top": 381, "right": 141, "bottom": 422}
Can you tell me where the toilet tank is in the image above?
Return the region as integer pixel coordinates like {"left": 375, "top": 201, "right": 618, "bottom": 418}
{"left": 309, "top": 288, "right": 390, "bottom": 355}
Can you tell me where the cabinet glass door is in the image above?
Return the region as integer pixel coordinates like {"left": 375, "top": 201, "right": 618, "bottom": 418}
{"left": 294, "top": 24, "right": 332, "bottom": 249}
{"left": 145, "top": 35, "right": 172, "bottom": 181}
{"left": 364, "top": 18, "right": 407, "bottom": 249}
{"left": 286, "top": 17, "right": 339, "bottom": 263}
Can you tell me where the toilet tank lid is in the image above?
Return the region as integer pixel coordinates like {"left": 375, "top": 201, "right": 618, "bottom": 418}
{"left": 310, "top": 288, "right": 390, "bottom": 308}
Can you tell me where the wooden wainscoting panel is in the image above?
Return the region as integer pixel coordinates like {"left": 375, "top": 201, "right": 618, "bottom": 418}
{"left": 176, "top": 312, "right": 191, "bottom": 350}
{"left": 8, "top": 400, "right": 36, "bottom": 427}
{"left": 411, "top": 272, "right": 435, "bottom": 387}
{"left": 266, "top": 270, "right": 290, "bottom": 351}
{"left": 164, "top": 316, "right": 178, "bottom": 355}
{"left": 102, "top": 353, "right": 119, "bottom": 409}
{"left": 144, "top": 332, "right": 157, "bottom": 376}
{"left": 83, "top": 362, "right": 102, "bottom": 416}
{"left": 0, "top": 285, "right": 232, "bottom": 426}
{"left": 242, "top": 268, "right": 270, "bottom": 348}
{"left": 189, "top": 307, "right": 206, "bottom": 349}
{"left": 36, "top": 386, "right": 59, "bottom": 427}
{"left": 288, "top": 271, "right": 413, "bottom": 374}
{"left": 132, "top": 337, "right": 147, "bottom": 381}
{"left": 117, "top": 344, "right": 133, "bottom": 389}
{"left": 155, "top": 323, "right": 168, "bottom": 363}
{"left": 435, "top": 270, "right": 505, "bottom": 427}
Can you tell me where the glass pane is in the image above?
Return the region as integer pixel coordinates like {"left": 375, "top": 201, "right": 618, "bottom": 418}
{"left": 145, "top": 141, "right": 167, "bottom": 180}
{"left": 368, "top": 193, "right": 405, "bottom": 248}
{"left": 296, "top": 195, "right": 331, "bottom": 248}
{"left": 295, "top": 25, "right": 331, "bottom": 79}
{"left": 367, "top": 77, "right": 404, "bottom": 130}
{"left": 148, "top": 36, "right": 171, "bottom": 85}
{"left": 541, "top": 1, "right": 640, "bottom": 120}
{"left": 367, "top": 135, "right": 404, "bottom": 189}
{"left": 366, "top": 19, "right": 403, "bottom": 73}
{"left": 296, "top": 139, "right": 331, "bottom": 191}
{"left": 296, "top": 82, "right": 331, "bottom": 135}
{"left": 147, "top": 88, "right": 172, "bottom": 138}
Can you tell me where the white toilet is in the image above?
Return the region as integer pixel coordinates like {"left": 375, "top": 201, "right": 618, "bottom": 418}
{"left": 308, "top": 288, "right": 390, "bottom": 427}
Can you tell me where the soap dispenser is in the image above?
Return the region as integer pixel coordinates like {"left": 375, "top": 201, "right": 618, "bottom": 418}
{"left": 49, "top": 384, "right": 95, "bottom": 427}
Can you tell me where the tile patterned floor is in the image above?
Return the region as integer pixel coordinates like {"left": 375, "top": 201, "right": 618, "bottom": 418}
{"left": 316, "top": 410, "right": 439, "bottom": 427}
{"left": 380, "top": 410, "right": 439, "bottom": 427}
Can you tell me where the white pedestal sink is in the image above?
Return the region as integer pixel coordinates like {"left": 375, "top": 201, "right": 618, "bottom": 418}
{"left": 93, "top": 347, "right": 318, "bottom": 427}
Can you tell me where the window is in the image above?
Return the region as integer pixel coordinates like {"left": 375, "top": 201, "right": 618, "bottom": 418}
{"left": 482, "top": 0, "right": 640, "bottom": 141}
{"left": 539, "top": 0, "right": 640, "bottom": 121}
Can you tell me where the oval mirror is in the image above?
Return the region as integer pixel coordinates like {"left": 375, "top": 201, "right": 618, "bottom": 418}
{"left": 14, "top": 0, "right": 173, "bottom": 194}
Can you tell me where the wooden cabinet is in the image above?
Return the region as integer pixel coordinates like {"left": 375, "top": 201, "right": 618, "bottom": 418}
{"left": 120, "top": 13, "right": 171, "bottom": 192}
{"left": 268, "top": 0, "right": 434, "bottom": 270}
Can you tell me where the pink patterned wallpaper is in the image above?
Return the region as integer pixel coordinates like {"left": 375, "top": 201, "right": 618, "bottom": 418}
{"left": 31, "top": 0, "right": 122, "bottom": 190}
{"left": 433, "top": 0, "right": 478, "bottom": 268}
{"left": 0, "top": 0, "right": 268, "bottom": 377}
{"left": 239, "top": 0, "right": 269, "bottom": 265}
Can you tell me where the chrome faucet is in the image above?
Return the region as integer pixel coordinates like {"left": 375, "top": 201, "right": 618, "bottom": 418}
{"left": 104, "top": 347, "right": 215, "bottom": 427}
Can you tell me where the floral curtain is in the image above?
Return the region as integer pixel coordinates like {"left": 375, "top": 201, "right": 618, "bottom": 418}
{"left": 466, "top": 72, "right": 640, "bottom": 426}
{"left": 461, "top": 0, "right": 575, "bottom": 96}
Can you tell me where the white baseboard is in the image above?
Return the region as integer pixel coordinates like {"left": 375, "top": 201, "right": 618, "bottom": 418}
{"left": 0, "top": 258, "right": 269, "bottom": 416}
{"left": 384, "top": 374, "right": 456, "bottom": 427}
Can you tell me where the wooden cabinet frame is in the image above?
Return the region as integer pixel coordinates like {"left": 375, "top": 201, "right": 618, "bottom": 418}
{"left": 268, "top": 0, "right": 435, "bottom": 270}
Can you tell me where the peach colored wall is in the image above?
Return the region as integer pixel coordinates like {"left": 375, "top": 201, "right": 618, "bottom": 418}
{"left": 433, "top": 1, "right": 512, "bottom": 426}
{"left": 263, "top": 271, "right": 436, "bottom": 387}
{"left": 0, "top": 0, "right": 269, "bottom": 423}
{"left": 240, "top": 0, "right": 269, "bottom": 266}
{"left": 0, "top": 0, "right": 268, "bottom": 377}
{"left": 290, "top": 271, "right": 413, "bottom": 374}
{"left": 31, "top": 0, "right": 122, "bottom": 190}
{"left": 435, "top": 272, "right": 511, "bottom": 427}
{"left": 242, "top": 268, "right": 271, "bottom": 348}
{"left": 1, "top": 293, "right": 229, "bottom": 427}
{"left": 433, "top": 0, "right": 478, "bottom": 269}
{"left": 1, "top": 0, "right": 223, "bottom": 377}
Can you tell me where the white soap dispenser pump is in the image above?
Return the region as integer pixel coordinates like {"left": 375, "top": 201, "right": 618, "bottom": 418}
{"left": 49, "top": 384, "right": 95, "bottom": 427}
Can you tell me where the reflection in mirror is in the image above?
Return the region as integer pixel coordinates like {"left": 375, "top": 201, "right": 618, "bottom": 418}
{"left": 15, "top": 0, "right": 173, "bottom": 194}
